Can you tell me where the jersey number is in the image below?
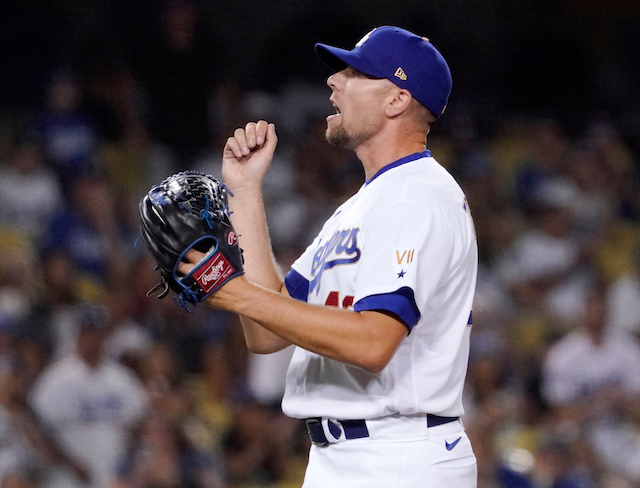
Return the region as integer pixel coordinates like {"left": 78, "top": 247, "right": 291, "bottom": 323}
{"left": 325, "top": 291, "right": 354, "bottom": 309}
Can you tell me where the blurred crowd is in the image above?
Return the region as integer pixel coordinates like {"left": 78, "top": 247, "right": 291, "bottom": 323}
{"left": 1, "top": 2, "right": 640, "bottom": 488}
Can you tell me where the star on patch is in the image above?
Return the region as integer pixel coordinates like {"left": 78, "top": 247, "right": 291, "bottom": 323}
{"left": 397, "top": 269, "right": 406, "bottom": 278}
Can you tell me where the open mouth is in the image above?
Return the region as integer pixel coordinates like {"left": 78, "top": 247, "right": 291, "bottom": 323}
{"left": 327, "top": 98, "right": 342, "bottom": 122}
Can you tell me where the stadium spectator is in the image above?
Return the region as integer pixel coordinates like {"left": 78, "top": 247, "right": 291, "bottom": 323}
{"left": 0, "top": 135, "right": 63, "bottom": 242}
{"left": 542, "top": 282, "right": 640, "bottom": 484}
{"left": 41, "top": 175, "right": 128, "bottom": 286}
{"left": 497, "top": 178, "right": 596, "bottom": 323}
{"left": 0, "top": 350, "right": 92, "bottom": 488}
{"left": 607, "top": 246, "right": 640, "bottom": 341}
{"left": 30, "top": 303, "right": 147, "bottom": 488}
{"left": 33, "top": 69, "right": 99, "bottom": 194}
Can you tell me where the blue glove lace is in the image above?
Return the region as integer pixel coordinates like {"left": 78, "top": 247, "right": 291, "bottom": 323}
{"left": 199, "top": 195, "right": 214, "bottom": 229}
{"left": 176, "top": 285, "right": 199, "bottom": 312}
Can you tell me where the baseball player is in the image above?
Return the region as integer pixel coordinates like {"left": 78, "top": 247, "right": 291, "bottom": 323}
{"left": 179, "top": 26, "right": 478, "bottom": 487}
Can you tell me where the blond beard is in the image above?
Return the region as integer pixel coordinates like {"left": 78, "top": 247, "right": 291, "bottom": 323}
{"left": 326, "top": 124, "right": 352, "bottom": 148}
{"left": 326, "top": 117, "right": 381, "bottom": 149}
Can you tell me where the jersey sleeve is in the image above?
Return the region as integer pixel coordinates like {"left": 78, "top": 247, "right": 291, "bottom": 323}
{"left": 284, "top": 268, "right": 309, "bottom": 302}
{"left": 353, "top": 286, "right": 420, "bottom": 331}
{"left": 353, "top": 200, "right": 460, "bottom": 331}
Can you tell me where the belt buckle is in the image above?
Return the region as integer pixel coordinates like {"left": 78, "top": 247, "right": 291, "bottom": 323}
{"left": 305, "top": 418, "right": 329, "bottom": 447}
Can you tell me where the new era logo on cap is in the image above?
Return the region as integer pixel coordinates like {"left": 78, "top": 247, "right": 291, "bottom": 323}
{"left": 315, "top": 26, "right": 452, "bottom": 117}
{"left": 394, "top": 67, "right": 407, "bottom": 81}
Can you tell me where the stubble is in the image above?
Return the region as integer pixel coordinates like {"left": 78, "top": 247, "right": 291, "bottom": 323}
{"left": 326, "top": 124, "right": 352, "bottom": 148}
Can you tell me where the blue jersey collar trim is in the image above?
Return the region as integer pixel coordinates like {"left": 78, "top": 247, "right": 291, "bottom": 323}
{"left": 365, "top": 150, "right": 431, "bottom": 185}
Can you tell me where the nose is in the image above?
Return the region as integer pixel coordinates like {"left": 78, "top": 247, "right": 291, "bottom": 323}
{"left": 327, "top": 72, "right": 338, "bottom": 90}
{"left": 327, "top": 69, "right": 345, "bottom": 90}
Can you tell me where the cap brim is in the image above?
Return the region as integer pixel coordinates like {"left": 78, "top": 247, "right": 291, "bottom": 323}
{"left": 314, "top": 43, "right": 385, "bottom": 79}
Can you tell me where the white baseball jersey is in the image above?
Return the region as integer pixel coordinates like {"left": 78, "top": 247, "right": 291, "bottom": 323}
{"left": 282, "top": 150, "right": 477, "bottom": 420}
{"left": 542, "top": 330, "right": 640, "bottom": 405}
{"left": 30, "top": 354, "right": 147, "bottom": 488}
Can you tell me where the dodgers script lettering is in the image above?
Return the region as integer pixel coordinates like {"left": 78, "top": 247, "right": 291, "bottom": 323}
{"left": 309, "top": 228, "right": 361, "bottom": 294}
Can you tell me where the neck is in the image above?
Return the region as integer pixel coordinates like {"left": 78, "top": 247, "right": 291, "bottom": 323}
{"left": 587, "top": 329, "right": 605, "bottom": 347}
{"left": 354, "top": 126, "right": 429, "bottom": 180}
{"left": 79, "top": 352, "right": 102, "bottom": 369}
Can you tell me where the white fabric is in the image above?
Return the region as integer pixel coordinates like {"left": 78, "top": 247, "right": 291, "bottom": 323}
{"left": 282, "top": 154, "right": 478, "bottom": 420}
{"left": 105, "top": 319, "right": 153, "bottom": 360}
{"left": 542, "top": 331, "right": 640, "bottom": 405}
{"left": 607, "top": 273, "right": 640, "bottom": 337}
{"left": 542, "top": 331, "right": 640, "bottom": 481}
{"left": 497, "top": 229, "right": 593, "bottom": 320}
{"left": 30, "top": 355, "right": 146, "bottom": 488}
{"left": 302, "top": 416, "right": 476, "bottom": 488}
{"left": 247, "top": 346, "right": 295, "bottom": 404}
{"left": 0, "top": 166, "right": 63, "bottom": 239}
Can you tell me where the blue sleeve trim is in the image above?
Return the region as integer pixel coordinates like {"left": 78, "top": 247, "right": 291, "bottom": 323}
{"left": 353, "top": 287, "right": 421, "bottom": 332}
{"left": 284, "top": 269, "right": 309, "bottom": 302}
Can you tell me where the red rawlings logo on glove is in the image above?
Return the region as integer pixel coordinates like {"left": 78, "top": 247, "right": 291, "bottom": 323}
{"left": 227, "top": 231, "right": 238, "bottom": 246}
{"left": 192, "top": 252, "right": 235, "bottom": 294}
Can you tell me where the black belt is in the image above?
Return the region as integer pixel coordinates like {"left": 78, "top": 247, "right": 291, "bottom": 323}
{"left": 305, "top": 414, "right": 459, "bottom": 446}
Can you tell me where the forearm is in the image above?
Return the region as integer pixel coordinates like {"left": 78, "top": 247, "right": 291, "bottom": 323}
{"left": 223, "top": 121, "right": 283, "bottom": 291}
{"left": 239, "top": 303, "right": 291, "bottom": 354}
{"left": 220, "top": 121, "right": 295, "bottom": 353}
{"left": 208, "top": 278, "right": 407, "bottom": 373}
{"left": 228, "top": 189, "right": 283, "bottom": 290}
{"left": 228, "top": 189, "right": 293, "bottom": 352}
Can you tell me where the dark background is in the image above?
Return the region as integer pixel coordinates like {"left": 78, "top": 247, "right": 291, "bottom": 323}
{"left": 1, "top": 3, "right": 640, "bottom": 486}
{"left": 1, "top": 0, "right": 639, "bottom": 143}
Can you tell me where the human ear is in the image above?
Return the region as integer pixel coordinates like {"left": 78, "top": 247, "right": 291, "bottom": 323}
{"left": 385, "top": 89, "right": 412, "bottom": 118}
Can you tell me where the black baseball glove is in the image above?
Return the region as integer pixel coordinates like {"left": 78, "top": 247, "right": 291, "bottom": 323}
{"left": 138, "top": 171, "right": 244, "bottom": 309}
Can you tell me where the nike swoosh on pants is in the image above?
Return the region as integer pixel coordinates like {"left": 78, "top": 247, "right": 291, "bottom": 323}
{"left": 445, "top": 437, "right": 462, "bottom": 451}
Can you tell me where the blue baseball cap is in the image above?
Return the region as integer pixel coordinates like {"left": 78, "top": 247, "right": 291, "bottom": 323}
{"left": 315, "top": 26, "right": 452, "bottom": 118}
